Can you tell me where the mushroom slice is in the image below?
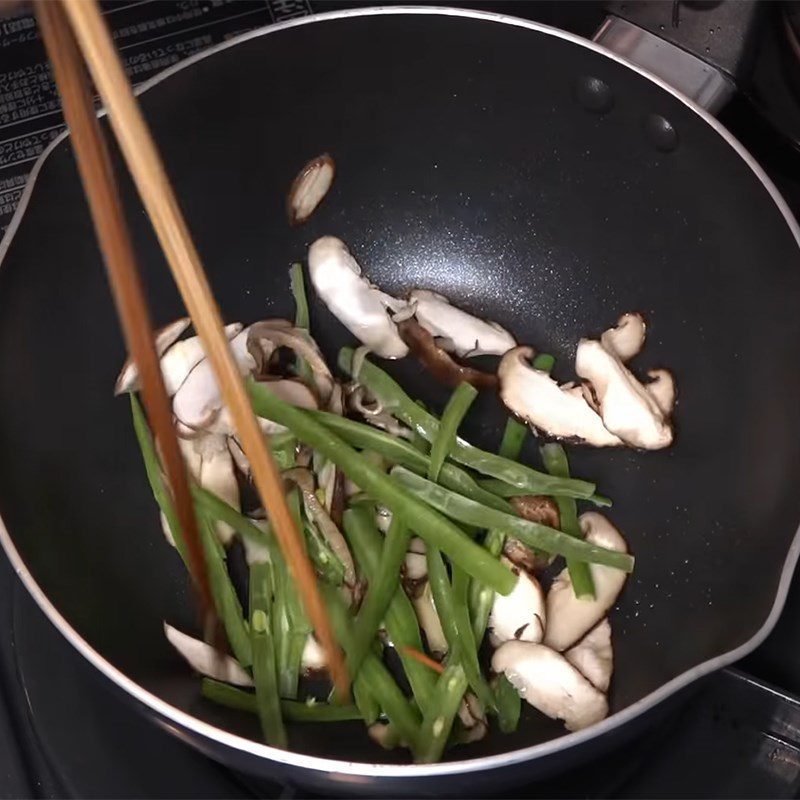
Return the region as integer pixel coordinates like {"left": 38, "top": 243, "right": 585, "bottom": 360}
{"left": 114, "top": 317, "right": 191, "bottom": 395}
{"left": 348, "top": 385, "right": 414, "bottom": 438}
{"left": 498, "top": 347, "right": 622, "bottom": 447}
{"left": 575, "top": 338, "right": 672, "bottom": 450}
{"left": 488, "top": 558, "right": 546, "bottom": 647}
{"left": 247, "top": 322, "right": 334, "bottom": 404}
{"left": 492, "top": 641, "right": 608, "bottom": 732}
{"left": 410, "top": 582, "right": 448, "bottom": 657}
{"left": 457, "top": 692, "right": 488, "bottom": 743}
{"left": 287, "top": 153, "right": 335, "bottom": 225}
{"left": 396, "top": 318, "right": 497, "bottom": 389}
{"left": 564, "top": 619, "right": 613, "bottom": 693}
{"left": 301, "top": 635, "right": 327, "bottom": 672}
{"left": 242, "top": 518, "right": 271, "bottom": 566}
{"left": 409, "top": 289, "right": 516, "bottom": 357}
{"left": 164, "top": 623, "right": 253, "bottom": 687}
{"left": 544, "top": 513, "right": 628, "bottom": 652}
{"left": 404, "top": 537, "right": 428, "bottom": 581}
{"left": 599, "top": 312, "right": 646, "bottom": 362}
{"left": 157, "top": 323, "right": 244, "bottom": 397}
{"left": 511, "top": 495, "right": 560, "bottom": 529}
{"left": 256, "top": 378, "right": 318, "bottom": 409}
{"left": 503, "top": 538, "right": 550, "bottom": 573}
{"left": 646, "top": 368, "right": 676, "bottom": 416}
{"left": 179, "top": 434, "right": 239, "bottom": 544}
{"left": 282, "top": 467, "right": 357, "bottom": 592}
{"left": 173, "top": 329, "right": 256, "bottom": 434}
{"left": 307, "top": 236, "right": 409, "bottom": 359}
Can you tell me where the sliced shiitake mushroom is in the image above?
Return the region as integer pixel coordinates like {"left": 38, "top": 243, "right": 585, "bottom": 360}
{"left": 396, "top": 318, "right": 497, "bottom": 389}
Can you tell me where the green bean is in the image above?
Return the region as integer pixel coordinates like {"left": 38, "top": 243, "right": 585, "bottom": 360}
{"left": 532, "top": 352, "right": 555, "bottom": 372}
{"left": 321, "top": 584, "right": 421, "bottom": 750}
{"left": 198, "top": 515, "right": 253, "bottom": 667}
{"left": 491, "top": 674, "right": 521, "bottom": 734}
{"left": 339, "top": 349, "right": 595, "bottom": 499}
{"left": 479, "top": 477, "right": 612, "bottom": 508}
{"left": 415, "top": 664, "right": 468, "bottom": 764}
{"left": 272, "top": 436, "right": 297, "bottom": 471}
{"left": 248, "top": 382, "right": 515, "bottom": 595}
{"left": 249, "top": 561, "right": 272, "bottom": 619}
{"left": 498, "top": 417, "right": 528, "bottom": 460}
{"left": 390, "top": 468, "right": 634, "bottom": 573}
{"left": 200, "top": 505, "right": 296, "bottom": 698}
{"left": 193, "top": 487, "right": 276, "bottom": 554}
{"left": 343, "top": 508, "right": 436, "bottom": 711}
{"left": 425, "top": 548, "right": 492, "bottom": 710}
{"left": 290, "top": 262, "right": 310, "bottom": 329}
{"left": 450, "top": 564, "right": 493, "bottom": 710}
{"left": 308, "top": 410, "right": 511, "bottom": 513}
{"left": 470, "top": 417, "right": 529, "bottom": 641}
{"left": 133, "top": 401, "right": 255, "bottom": 664}
{"left": 348, "top": 515, "right": 411, "bottom": 675}
{"left": 130, "top": 395, "right": 188, "bottom": 563}
{"left": 541, "top": 443, "right": 595, "bottom": 599}
{"left": 304, "top": 519, "right": 346, "bottom": 586}
{"left": 353, "top": 677, "right": 381, "bottom": 725}
{"left": 428, "top": 383, "right": 477, "bottom": 483}
{"left": 250, "top": 569, "right": 287, "bottom": 748}
{"left": 201, "top": 679, "right": 362, "bottom": 721}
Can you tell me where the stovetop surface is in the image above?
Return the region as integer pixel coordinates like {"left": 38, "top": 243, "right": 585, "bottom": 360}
{"left": 2, "top": 1, "right": 800, "bottom": 797}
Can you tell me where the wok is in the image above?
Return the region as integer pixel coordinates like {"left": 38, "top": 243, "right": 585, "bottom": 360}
{"left": 0, "top": 5, "right": 799, "bottom": 795}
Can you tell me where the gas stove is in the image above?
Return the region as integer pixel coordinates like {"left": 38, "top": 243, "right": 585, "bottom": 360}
{"left": 1, "top": 2, "right": 800, "bottom": 797}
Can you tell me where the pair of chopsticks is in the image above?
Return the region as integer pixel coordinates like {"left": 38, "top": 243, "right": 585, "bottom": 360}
{"left": 37, "top": 0, "right": 349, "bottom": 699}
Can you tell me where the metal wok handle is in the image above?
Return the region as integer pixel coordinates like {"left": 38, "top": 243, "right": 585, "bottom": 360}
{"left": 594, "top": 0, "right": 763, "bottom": 115}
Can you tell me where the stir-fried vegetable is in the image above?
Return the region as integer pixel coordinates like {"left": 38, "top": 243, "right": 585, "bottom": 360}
{"left": 348, "top": 514, "right": 411, "bottom": 675}
{"left": 415, "top": 663, "right": 469, "bottom": 763}
{"left": 390, "top": 467, "right": 634, "bottom": 572}
{"left": 469, "top": 416, "right": 529, "bottom": 642}
{"left": 248, "top": 381, "right": 516, "bottom": 595}
{"left": 308, "top": 410, "right": 512, "bottom": 512}
{"left": 201, "top": 679, "right": 362, "bottom": 721}
{"left": 250, "top": 563, "right": 287, "bottom": 748}
{"left": 541, "top": 443, "right": 595, "bottom": 600}
{"left": 322, "top": 584, "right": 422, "bottom": 749}
{"left": 427, "top": 382, "right": 478, "bottom": 482}
{"left": 343, "top": 507, "right": 436, "bottom": 710}
{"left": 339, "top": 348, "right": 597, "bottom": 500}
{"left": 126, "top": 261, "right": 641, "bottom": 763}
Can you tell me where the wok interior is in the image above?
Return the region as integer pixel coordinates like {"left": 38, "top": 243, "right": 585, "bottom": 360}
{"left": 0, "top": 12, "right": 800, "bottom": 765}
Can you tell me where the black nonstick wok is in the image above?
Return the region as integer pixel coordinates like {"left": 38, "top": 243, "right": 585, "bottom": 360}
{"left": 0, "top": 4, "right": 799, "bottom": 796}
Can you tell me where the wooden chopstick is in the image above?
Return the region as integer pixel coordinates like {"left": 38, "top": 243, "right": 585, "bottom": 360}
{"left": 35, "top": 1, "right": 217, "bottom": 631}
{"left": 58, "top": 0, "right": 350, "bottom": 698}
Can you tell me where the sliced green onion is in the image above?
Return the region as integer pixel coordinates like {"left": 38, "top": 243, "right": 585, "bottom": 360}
{"left": 428, "top": 383, "right": 478, "bottom": 483}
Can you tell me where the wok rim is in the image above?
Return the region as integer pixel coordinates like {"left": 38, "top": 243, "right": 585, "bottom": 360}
{"left": 1, "top": 4, "right": 799, "bottom": 780}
